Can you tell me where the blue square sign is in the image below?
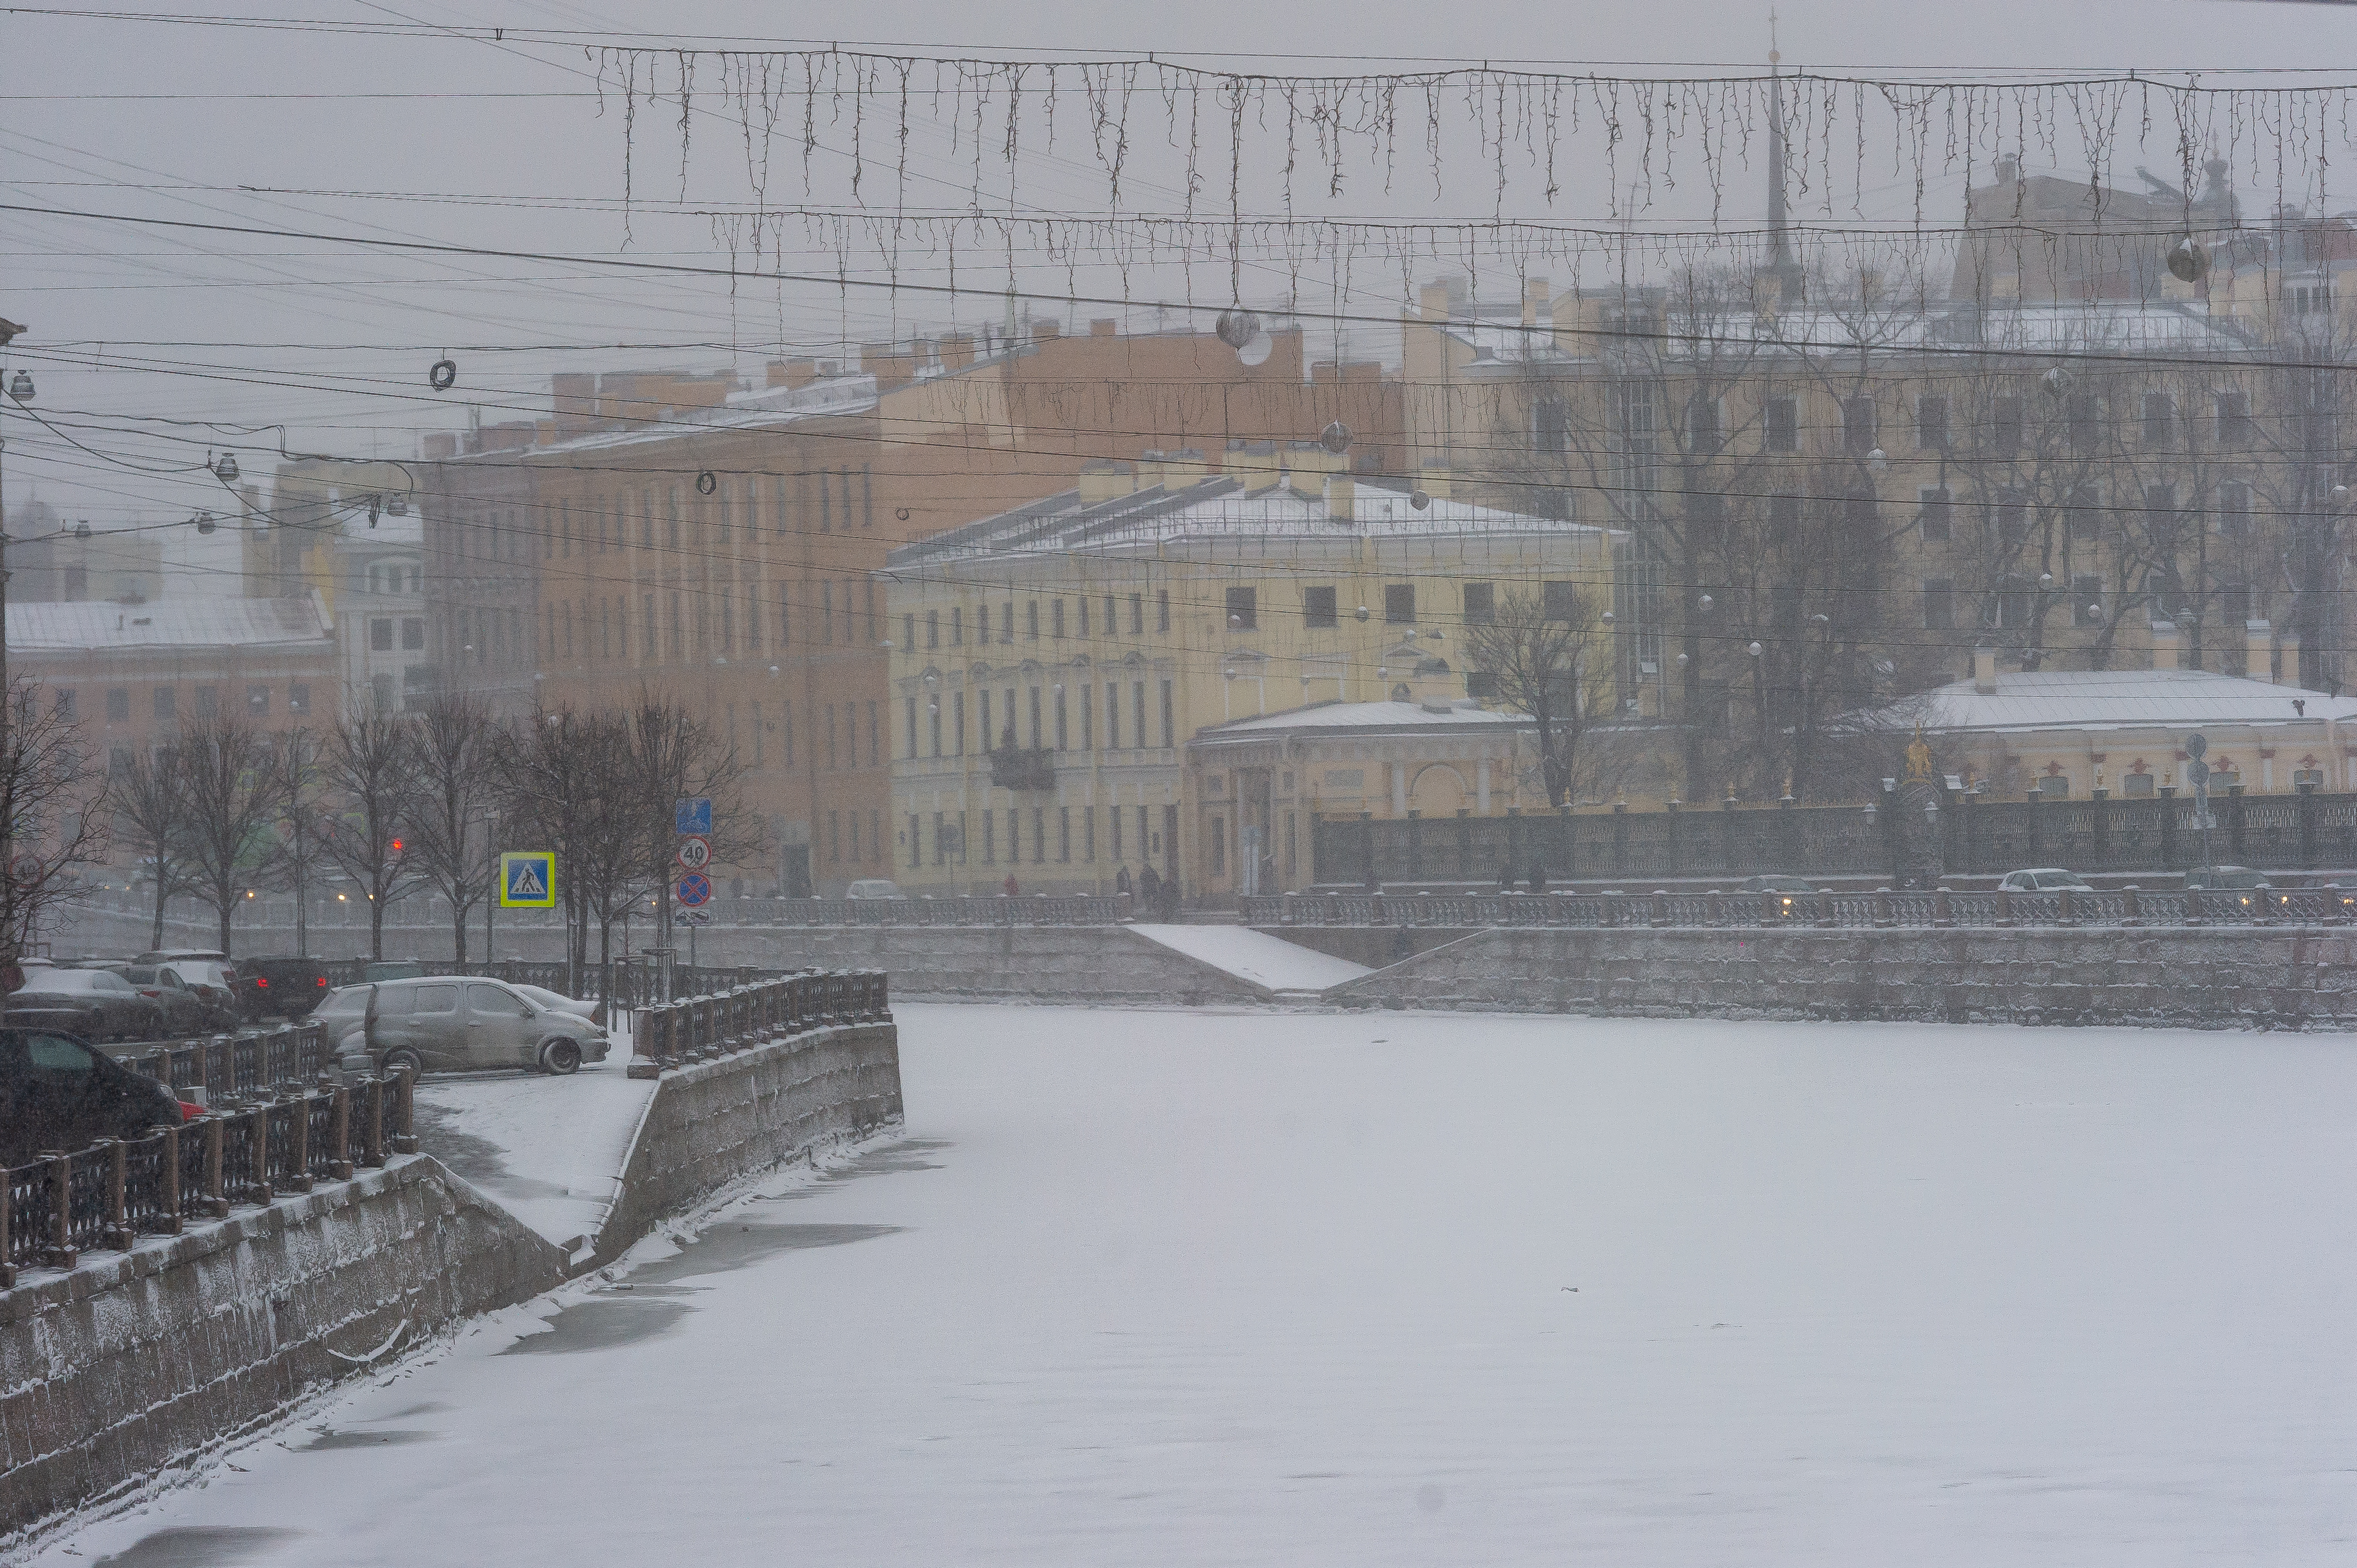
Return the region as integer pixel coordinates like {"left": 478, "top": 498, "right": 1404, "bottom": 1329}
{"left": 675, "top": 797, "right": 713, "bottom": 836}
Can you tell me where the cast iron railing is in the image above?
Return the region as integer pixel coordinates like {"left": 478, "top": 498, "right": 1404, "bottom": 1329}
{"left": 627, "top": 969, "right": 890, "bottom": 1078}
{"left": 1242, "top": 884, "right": 2357, "bottom": 930}
{"left": 0, "top": 1070, "right": 415, "bottom": 1287}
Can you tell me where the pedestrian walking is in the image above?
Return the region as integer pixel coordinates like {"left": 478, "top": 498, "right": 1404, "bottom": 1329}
{"left": 1526, "top": 862, "right": 1547, "bottom": 896}
{"left": 1002, "top": 872, "right": 1020, "bottom": 898}
{"left": 1115, "top": 865, "right": 1133, "bottom": 895}
{"left": 1496, "top": 860, "right": 1515, "bottom": 892}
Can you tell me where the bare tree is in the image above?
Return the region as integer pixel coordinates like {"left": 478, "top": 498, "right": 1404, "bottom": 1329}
{"left": 407, "top": 693, "right": 500, "bottom": 968}
{"left": 260, "top": 728, "right": 339, "bottom": 958}
{"left": 316, "top": 703, "right": 420, "bottom": 961}
{"left": 626, "top": 695, "right": 761, "bottom": 956}
{"left": 1461, "top": 587, "right": 1618, "bottom": 807}
{"left": 0, "top": 683, "right": 111, "bottom": 960}
{"left": 107, "top": 745, "right": 194, "bottom": 952}
{"left": 175, "top": 715, "right": 284, "bottom": 956}
{"left": 504, "top": 706, "right": 637, "bottom": 991}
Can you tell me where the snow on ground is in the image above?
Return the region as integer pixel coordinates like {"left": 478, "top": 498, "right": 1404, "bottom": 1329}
{"left": 411, "top": 1063, "right": 656, "bottom": 1248}
{"left": 1127, "top": 922, "right": 1372, "bottom": 992}
{"left": 43, "top": 1004, "right": 2357, "bottom": 1566}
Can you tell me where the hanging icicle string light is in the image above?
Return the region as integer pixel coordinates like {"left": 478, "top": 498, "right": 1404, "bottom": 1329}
{"left": 583, "top": 49, "right": 2357, "bottom": 240}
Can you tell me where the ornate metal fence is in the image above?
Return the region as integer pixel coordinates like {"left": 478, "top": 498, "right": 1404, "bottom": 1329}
{"left": 0, "top": 1072, "right": 415, "bottom": 1287}
{"left": 627, "top": 970, "right": 891, "bottom": 1077}
{"left": 1313, "top": 785, "right": 2357, "bottom": 889}
{"left": 1243, "top": 882, "right": 2357, "bottom": 931}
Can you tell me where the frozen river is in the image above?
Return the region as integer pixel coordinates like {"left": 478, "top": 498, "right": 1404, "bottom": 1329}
{"left": 42, "top": 1005, "right": 2357, "bottom": 1566}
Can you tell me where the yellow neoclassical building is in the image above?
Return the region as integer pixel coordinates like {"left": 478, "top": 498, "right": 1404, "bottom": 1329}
{"left": 880, "top": 452, "right": 1623, "bottom": 898}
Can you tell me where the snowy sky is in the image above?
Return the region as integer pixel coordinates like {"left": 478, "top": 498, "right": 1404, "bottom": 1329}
{"left": 3, "top": 1, "right": 2353, "bottom": 527}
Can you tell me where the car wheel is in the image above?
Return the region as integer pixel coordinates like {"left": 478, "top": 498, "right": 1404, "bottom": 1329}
{"left": 539, "top": 1039, "right": 583, "bottom": 1076}
{"left": 380, "top": 1046, "right": 424, "bottom": 1077}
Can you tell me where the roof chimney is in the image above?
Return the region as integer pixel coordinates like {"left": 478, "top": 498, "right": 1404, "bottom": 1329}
{"left": 1077, "top": 461, "right": 1131, "bottom": 506}
{"left": 1322, "top": 474, "right": 1356, "bottom": 524}
{"left": 2281, "top": 627, "right": 2303, "bottom": 685}
{"left": 2150, "top": 619, "right": 2180, "bottom": 671}
{"left": 2247, "top": 618, "right": 2274, "bottom": 683}
{"left": 1973, "top": 643, "right": 1999, "bottom": 695}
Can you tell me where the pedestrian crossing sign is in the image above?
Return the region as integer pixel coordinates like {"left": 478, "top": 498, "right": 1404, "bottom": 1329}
{"left": 498, "top": 851, "right": 557, "bottom": 909}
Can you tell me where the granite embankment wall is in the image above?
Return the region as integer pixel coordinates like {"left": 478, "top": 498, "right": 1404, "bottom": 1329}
{"left": 593, "top": 1022, "right": 902, "bottom": 1266}
{"left": 1322, "top": 925, "right": 2357, "bottom": 1028}
{"left": 0, "top": 1020, "right": 904, "bottom": 1543}
{"left": 0, "top": 1160, "right": 567, "bottom": 1539}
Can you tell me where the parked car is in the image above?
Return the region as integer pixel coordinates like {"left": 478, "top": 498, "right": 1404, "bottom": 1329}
{"left": 132, "top": 957, "right": 240, "bottom": 1018}
{"left": 364, "top": 960, "right": 425, "bottom": 982}
{"left": 6, "top": 969, "right": 166, "bottom": 1043}
{"left": 1997, "top": 868, "right": 2094, "bottom": 893}
{"left": 1738, "top": 874, "right": 1818, "bottom": 918}
{"left": 845, "top": 879, "right": 908, "bottom": 900}
{"left": 318, "top": 977, "right": 612, "bottom": 1076}
{"left": 77, "top": 963, "right": 225, "bottom": 1036}
{"left": 237, "top": 956, "right": 331, "bottom": 1021}
{"left": 0, "top": 1027, "right": 188, "bottom": 1167}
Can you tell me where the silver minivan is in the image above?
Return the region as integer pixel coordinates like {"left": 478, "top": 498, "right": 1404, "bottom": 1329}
{"left": 318, "top": 977, "right": 611, "bottom": 1076}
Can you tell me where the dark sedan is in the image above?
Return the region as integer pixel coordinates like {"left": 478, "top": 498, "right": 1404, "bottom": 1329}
{"left": 8, "top": 969, "right": 166, "bottom": 1044}
{"left": 0, "top": 1027, "right": 187, "bottom": 1167}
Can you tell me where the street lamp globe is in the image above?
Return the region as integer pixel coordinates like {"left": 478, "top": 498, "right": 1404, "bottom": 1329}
{"left": 213, "top": 452, "right": 239, "bottom": 483}
{"left": 1748, "top": 641, "right": 1764, "bottom": 657}
{"left": 6, "top": 370, "right": 31, "bottom": 402}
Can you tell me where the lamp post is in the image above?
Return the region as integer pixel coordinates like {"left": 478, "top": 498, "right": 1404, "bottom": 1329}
{"left": 1, "top": 367, "right": 33, "bottom": 933}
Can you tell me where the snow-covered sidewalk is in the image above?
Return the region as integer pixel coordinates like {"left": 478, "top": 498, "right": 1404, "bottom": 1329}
{"left": 412, "top": 1065, "right": 657, "bottom": 1250}
{"left": 1127, "top": 922, "right": 1371, "bottom": 994}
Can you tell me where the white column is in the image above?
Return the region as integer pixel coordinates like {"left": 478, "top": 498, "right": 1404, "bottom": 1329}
{"left": 1392, "top": 764, "right": 1408, "bottom": 816}
{"left": 1476, "top": 756, "right": 1491, "bottom": 813}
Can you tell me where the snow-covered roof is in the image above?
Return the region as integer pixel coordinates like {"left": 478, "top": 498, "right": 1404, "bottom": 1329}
{"left": 5, "top": 595, "right": 332, "bottom": 654}
{"left": 1908, "top": 667, "right": 2357, "bottom": 734}
{"left": 1442, "top": 299, "right": 2257, "bottom": 368}
{"left": 517, "top": 373, "right": 882, "bottom": 458}
{"left": 1197, "top": 699, "right": 1531, "bottom": 738}
{"left": 889, "top": 477, "right": 1612, "bottom": 571}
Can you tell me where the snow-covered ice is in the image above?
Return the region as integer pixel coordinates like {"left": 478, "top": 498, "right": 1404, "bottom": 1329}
{"left": 40, "top": 1005, "right": 2357, "bottom": 1566}
{"left": 1128, "top": 922, "right": 1372, "bottom": 992}
{"left": 412, "top": 1064, "right": 656, "bottom": 1247}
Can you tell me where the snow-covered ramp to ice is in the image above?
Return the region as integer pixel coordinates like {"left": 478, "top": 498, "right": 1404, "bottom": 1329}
{"left": 1126, "top": 921, "right": 1371, "bottom": 995}
{"left": 413, "top": 1065, "right": 657, "bottom": 1250}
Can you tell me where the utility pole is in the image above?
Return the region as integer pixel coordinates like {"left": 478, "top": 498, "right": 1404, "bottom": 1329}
{"left": 1, "top": 351, "right": 35, "bottom": 956}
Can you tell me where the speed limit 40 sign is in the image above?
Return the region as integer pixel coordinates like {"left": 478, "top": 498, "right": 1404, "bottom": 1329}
{"left": 676, "top": 834, "right": 713, "bottom": 871}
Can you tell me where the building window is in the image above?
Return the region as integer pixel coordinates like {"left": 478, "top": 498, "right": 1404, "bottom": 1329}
{"left": 2221, "top": 582, "right": 2252, "bottom": 625}
{"left": 1996, "top": 497, "right": 2030, "bottom": 551}
{"left": 372, "top": 674, "right": 394, "bottom": 711}
{"left": 1542, "top": 580, "right": 1580, "bottom": 621}
{"left": 1764, "top": 395, "right": 1798, "bottom": 453}
{"left": 2142, "top": 391, "right": 2178, "bottom": 449}
{"left": 2063, "top": 484, "right": 2103, "bottom": 545}
{"left": 2072, "top": 575, "right": 2104, "bottom": 627}
{"left": 105, "top": 688, "right": 130, "bottom": 723}
{"left": 2215, "top": 390, "right": 2255, "bottom": 448}
{"left": 906, "top": 698, "right": 919, "bottom": 759}
{"left": 53, "top": 689, "right": 74, "bottom": 720}
{"left": 1225, "top": 586, "right": 1257, "bottom": 631}
{"left": 1385, "top": 584, "right": 1417, "bottom": 624}
{"left": 950, "top": 608, "right": 962, "bottom": 647}
{"left": 1533, "top": 394, "right": 1569, "bottom": 455}
{"left": 1054, "top": 688, "right": 1068, "bottom": 750}
{"left": 1155, "top": 590, "right": 1169, "bottom": 632}
{"left": 1160, "top": 680, "right": 1175, "bottom": 748}
{"left": 822, "top": 582, "right": 834, "bottom": 644}
{"left": 1990, "top": 394, "right": 2024, "bottom": 455}
{"left": 1058, "top": 807, "right": 1071, "bottom": 863}
{"left": 1032, "top": 807, "right": 1046, "bottom": 864}
{"left": 152, "top": 686, "right": 176, "bottom": 721}
{"left": 193, "top": 685, "right": 216, "bottom": 718}
{"left": 1770, "top": 494, "right": 1802, "bottom": 533}
{"left": 2219, "top": 481, "right": 2253, "bottom": 537}
{"left": 1916, "top": 394, "right": 1948, "bottom": 451}
{"left": 1918, "top": 487, "right": 1953, "bottom": 543}
{"left": 370, "top": 618, "right": 394, "bottom": 652}
{"left": 1211, "top": 816, "right": 1227, "bottom": 877}
{"left": 1466, "top": 670, "right": 1501, "bottom": 699}
{"left": 1841, "top": 394, "right": 1877, "bottom": 455}
{"left": 289, "top": 684, "right": 309, "bottom": 715}
{"left": 2064, "top": 393, "right": 2103, "bottom": 453}
{"left": 1028, "top": 687, "right": 1043, "bottom": 750}
{"left": 1304, "top": 586, "right": 1337, "bottom": 628}
{"left": 848, "top": 813, "right": 860, "bottom": 861}
{"left": 1130, "top": 594, "right": 1145, "bottom": 634}
{"left": 909, "top": 813, "right": 922, "bottom": 869}
{"left": 984, "top": 810, "right": 996, "bottom": 863}
{"left": 246, "top": 685, "right": 270, "bottom": 715}
{"left": 1083, "top": 806, "right": 1095, "bottom": 862}
{"left": 1922, "top": 579, "right": 1954, "bottom": 631}
{"left": 1462, "top": 582, "right": 1496, "bottom": 625}
{"left": 1053, "top": 599, "right": 1067, "bottom": 639}
{"left": 953, "top": 691, "right": 965, "bottom": 755}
